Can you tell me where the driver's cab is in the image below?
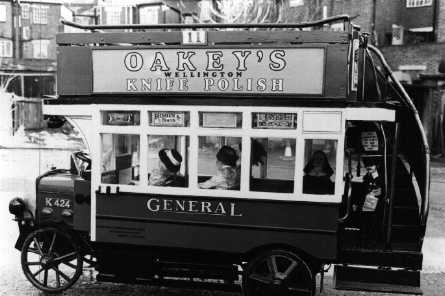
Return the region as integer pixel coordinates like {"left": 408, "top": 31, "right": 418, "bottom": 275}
{"left": 70, "top": 151, "right": 91, "bottom": 181}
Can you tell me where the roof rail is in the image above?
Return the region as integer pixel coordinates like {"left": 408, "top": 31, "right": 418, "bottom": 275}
{"left": 61, "top": 14, "right": 351, "bottom": 31}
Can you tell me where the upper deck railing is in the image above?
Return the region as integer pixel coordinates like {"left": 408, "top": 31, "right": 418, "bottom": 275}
{"left": 61, "top": 14, "right": 352, "bottom": 31}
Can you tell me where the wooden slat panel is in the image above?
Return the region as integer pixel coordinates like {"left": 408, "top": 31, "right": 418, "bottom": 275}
{"left": 324, "top": 44, "right": 349, "bottom": 98}
{"left": 57, "top": 32, "right": 182, "bottom": 45}
{"left": 58, "top": 46, "right": 93, "bottom": 96}
{"left": 57, "top": 31, "right": 349, "bottom": 46}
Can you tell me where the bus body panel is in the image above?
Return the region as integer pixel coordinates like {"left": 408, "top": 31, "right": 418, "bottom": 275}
{"left": 95, "top": 192, "right": 339, "bottom": 260}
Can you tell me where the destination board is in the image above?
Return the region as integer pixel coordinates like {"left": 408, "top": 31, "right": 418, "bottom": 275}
{"left": 92, "top": 48, "right": 325, "bottom": 95}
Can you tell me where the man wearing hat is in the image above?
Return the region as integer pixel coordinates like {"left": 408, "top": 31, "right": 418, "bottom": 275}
{"left": 148, "top": 148, "right": 184, "bottom": 187}
{"left": 359, "top": 156, "right": 385, "bottom": 248}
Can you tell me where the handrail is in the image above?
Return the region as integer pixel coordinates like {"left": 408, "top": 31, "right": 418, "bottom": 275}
{"left": 61, "top": 14, "right": 351, "bottom": 31}
{"left": 338, "top": 173, "right": 353, "bottom": 223}
{"left": 367, "top": 45, "right": 430, "bottom": 228}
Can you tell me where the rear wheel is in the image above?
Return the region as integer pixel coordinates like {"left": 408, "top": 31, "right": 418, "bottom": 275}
{"left": 21, "top": 227, "right": 83, "bottom": 293}
{"left": 243, "top": 249, "right": 315, "bottom": 296}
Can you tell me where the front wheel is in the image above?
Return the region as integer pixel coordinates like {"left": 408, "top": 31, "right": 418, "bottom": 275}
{"left": 243, "top": 249, "right": 315, "bottom": 296}
{"left": 21, "top": 227, "right": 83, "bottom": 293}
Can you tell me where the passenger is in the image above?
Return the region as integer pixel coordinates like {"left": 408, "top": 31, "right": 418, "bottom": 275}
{"left": 303, "top": 150, "right": 335, "bottom": 194}
{"left": 251, "top": 139, "right": 267, "bottom": 167}
{"left": 199, "top": 146, "right": 240, "bottom": 190}
{"left": 148, "top": 148, "right": 183, "bottom": 187}
{"left": 358, "top": 157, "right": 384, "bottom": 247}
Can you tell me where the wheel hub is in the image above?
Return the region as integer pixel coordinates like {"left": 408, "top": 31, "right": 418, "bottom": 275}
{"left": 40, "top": 254, "right": 54, "bottom": 268}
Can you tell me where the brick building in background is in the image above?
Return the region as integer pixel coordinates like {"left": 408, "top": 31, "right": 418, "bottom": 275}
{"left": 298, "top": 0, "right": 445, "bottom": 154}
{"left": 0, "top": 0, "right": 75, "bottom": 98}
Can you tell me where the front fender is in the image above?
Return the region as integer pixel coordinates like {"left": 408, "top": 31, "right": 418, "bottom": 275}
{"left": 14, "top": 222, "right": 34, "bottom": 251}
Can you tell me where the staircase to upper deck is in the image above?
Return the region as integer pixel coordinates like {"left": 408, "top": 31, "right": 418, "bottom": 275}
{"left": 336, "top": 155, "right": 425, "bottom": 294}
{"left": 339, "top": 154, "right": 424, "bottom": 264}
{"left": 390, "top": 156, "right": 424, "bottom": 252}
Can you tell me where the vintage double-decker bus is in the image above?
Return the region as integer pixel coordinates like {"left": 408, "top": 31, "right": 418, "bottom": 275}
{"left": 9, "top": 15, "right": 430, "bottom": 295}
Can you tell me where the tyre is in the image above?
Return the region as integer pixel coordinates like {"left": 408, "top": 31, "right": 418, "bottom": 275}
{"left": 243, "top": 249, "right": 315, "bottom": 296}
{"left": 21, "top": 227, "right": 83, "bottom": 293}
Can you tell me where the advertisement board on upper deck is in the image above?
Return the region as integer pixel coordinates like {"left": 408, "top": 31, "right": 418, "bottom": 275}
{"left": 92, "top": 48, "right": 325, "bottom": 95}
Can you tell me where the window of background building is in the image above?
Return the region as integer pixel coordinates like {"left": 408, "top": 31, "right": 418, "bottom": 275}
{"left": 139, "top": 5, "right": 160, "bottom": 24}
{"left": 199, "top": 0, "right": 212, "bottom": 22}
{"left": 21, "top": 4, "right": 30, "bottom": 19}
{"left": 32, "top": 5, "right": 48, "bottom": 24}
{"left": 0, "top": 4, "right": 6, "bottom": 22}
{"left": 406, "top": 0, "right": 432, "bottom": 8}
{"left": 24, "top": 75, "right": 55, "bottom": 97}
{"left": 0, "top": 39, "right": 12, "bottom": 57}
{"left": 31, "top": 40, "right": 50, "bottom": 59}
{"left": 105, "top": 6, "right": 121, "bottom": 25}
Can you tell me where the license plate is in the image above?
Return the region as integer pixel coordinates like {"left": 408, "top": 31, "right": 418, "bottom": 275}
{"left": 45, "top": 197, "right": 71, "bottom": 209}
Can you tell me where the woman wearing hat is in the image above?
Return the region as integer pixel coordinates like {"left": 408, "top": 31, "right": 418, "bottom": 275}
{"left": 199, "top": 146, "right": 240, "bottom": 190}
{"left": 148, "top": 148, "right": 184, "bottom": 187}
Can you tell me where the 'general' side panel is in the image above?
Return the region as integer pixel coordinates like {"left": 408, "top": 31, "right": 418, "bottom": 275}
{"left": 95, "top": 192, "right": 339, "bottom": 260}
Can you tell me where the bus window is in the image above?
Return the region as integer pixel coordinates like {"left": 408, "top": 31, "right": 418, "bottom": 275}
{"left": 250, "top": 138, "right": 296, "bottom": 193}
{"left": 198, "top": 136, "right": 241, "bottom": 190}
{"left": 101, "top": 134, "right": 140, "bottom": 185}
{"left": 148, "top": 135, "right": 189, "bottom": 187}
{"left": 303, "top": 139, "right": 337, "bottom": 195}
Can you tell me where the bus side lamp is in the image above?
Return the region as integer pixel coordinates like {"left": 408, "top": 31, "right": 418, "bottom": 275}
{"left": 9, "top": 198, "right": 25, "bottom": 216}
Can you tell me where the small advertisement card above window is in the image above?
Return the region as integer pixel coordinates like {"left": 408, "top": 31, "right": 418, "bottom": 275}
{"left": 92, "top": 48, "right": 325, "bottom": 95}
{"left": 102, "top": 111, "right": 140, "bottom": 126}
{"left": 253, "top": 112, "right": 297, "bottom": 129}
{"left": 149, "top": 111, "right": 188, "bottom": 127}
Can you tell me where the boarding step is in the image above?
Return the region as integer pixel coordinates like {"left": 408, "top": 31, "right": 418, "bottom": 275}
{"left": 97, "top": 272, "right": 241, "bottom": 292}
{"left": 340, "top": 248, "right": 422, "bottom": 269}
{"left": 334, "top": 265, "right": 422, "bottom": 295}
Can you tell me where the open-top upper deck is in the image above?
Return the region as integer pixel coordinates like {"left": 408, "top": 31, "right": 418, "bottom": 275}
{"left": 55, "top": 15, "right": 362, "bottom": 102}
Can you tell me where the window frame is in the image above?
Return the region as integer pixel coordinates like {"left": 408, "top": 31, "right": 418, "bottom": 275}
{"left": 93, "top": 105, "right": 345, "bottom": 203}
{"left": 139, "top": 5, "right": 161, "bottom": 25}
{"left": 21, "top": 3, "right": 30, "bottom": 19}
{"left": 31, "top": 39, "right": 50, "bottom": 59}
{"left": 32, "top": 4, "right": 48, "bottom": 24}
{"left": 105, "top": 6, "right": 122, "bottom": 25}
{"left": 406, "top": 0, "right": 433, "bottom": 8}
{"left": 0, "top": 4, "right": 6, "bottom": 22}
{"left": 0, "top": 39, "right": 13, "bottom": 58}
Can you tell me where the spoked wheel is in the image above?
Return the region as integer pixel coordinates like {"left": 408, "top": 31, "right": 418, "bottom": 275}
{"left": 243, "top": 249, "right": 315, "bottom": 296}
{"left": 21, "top": 227, "right": 83, "bottom": 293}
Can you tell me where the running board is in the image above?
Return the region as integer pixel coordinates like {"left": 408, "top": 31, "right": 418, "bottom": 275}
{"left": 96, "top": 273, "right": 241, "bottom": 292}
{"left": 334, "top": 266, "right": 422, "bottom": 295}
